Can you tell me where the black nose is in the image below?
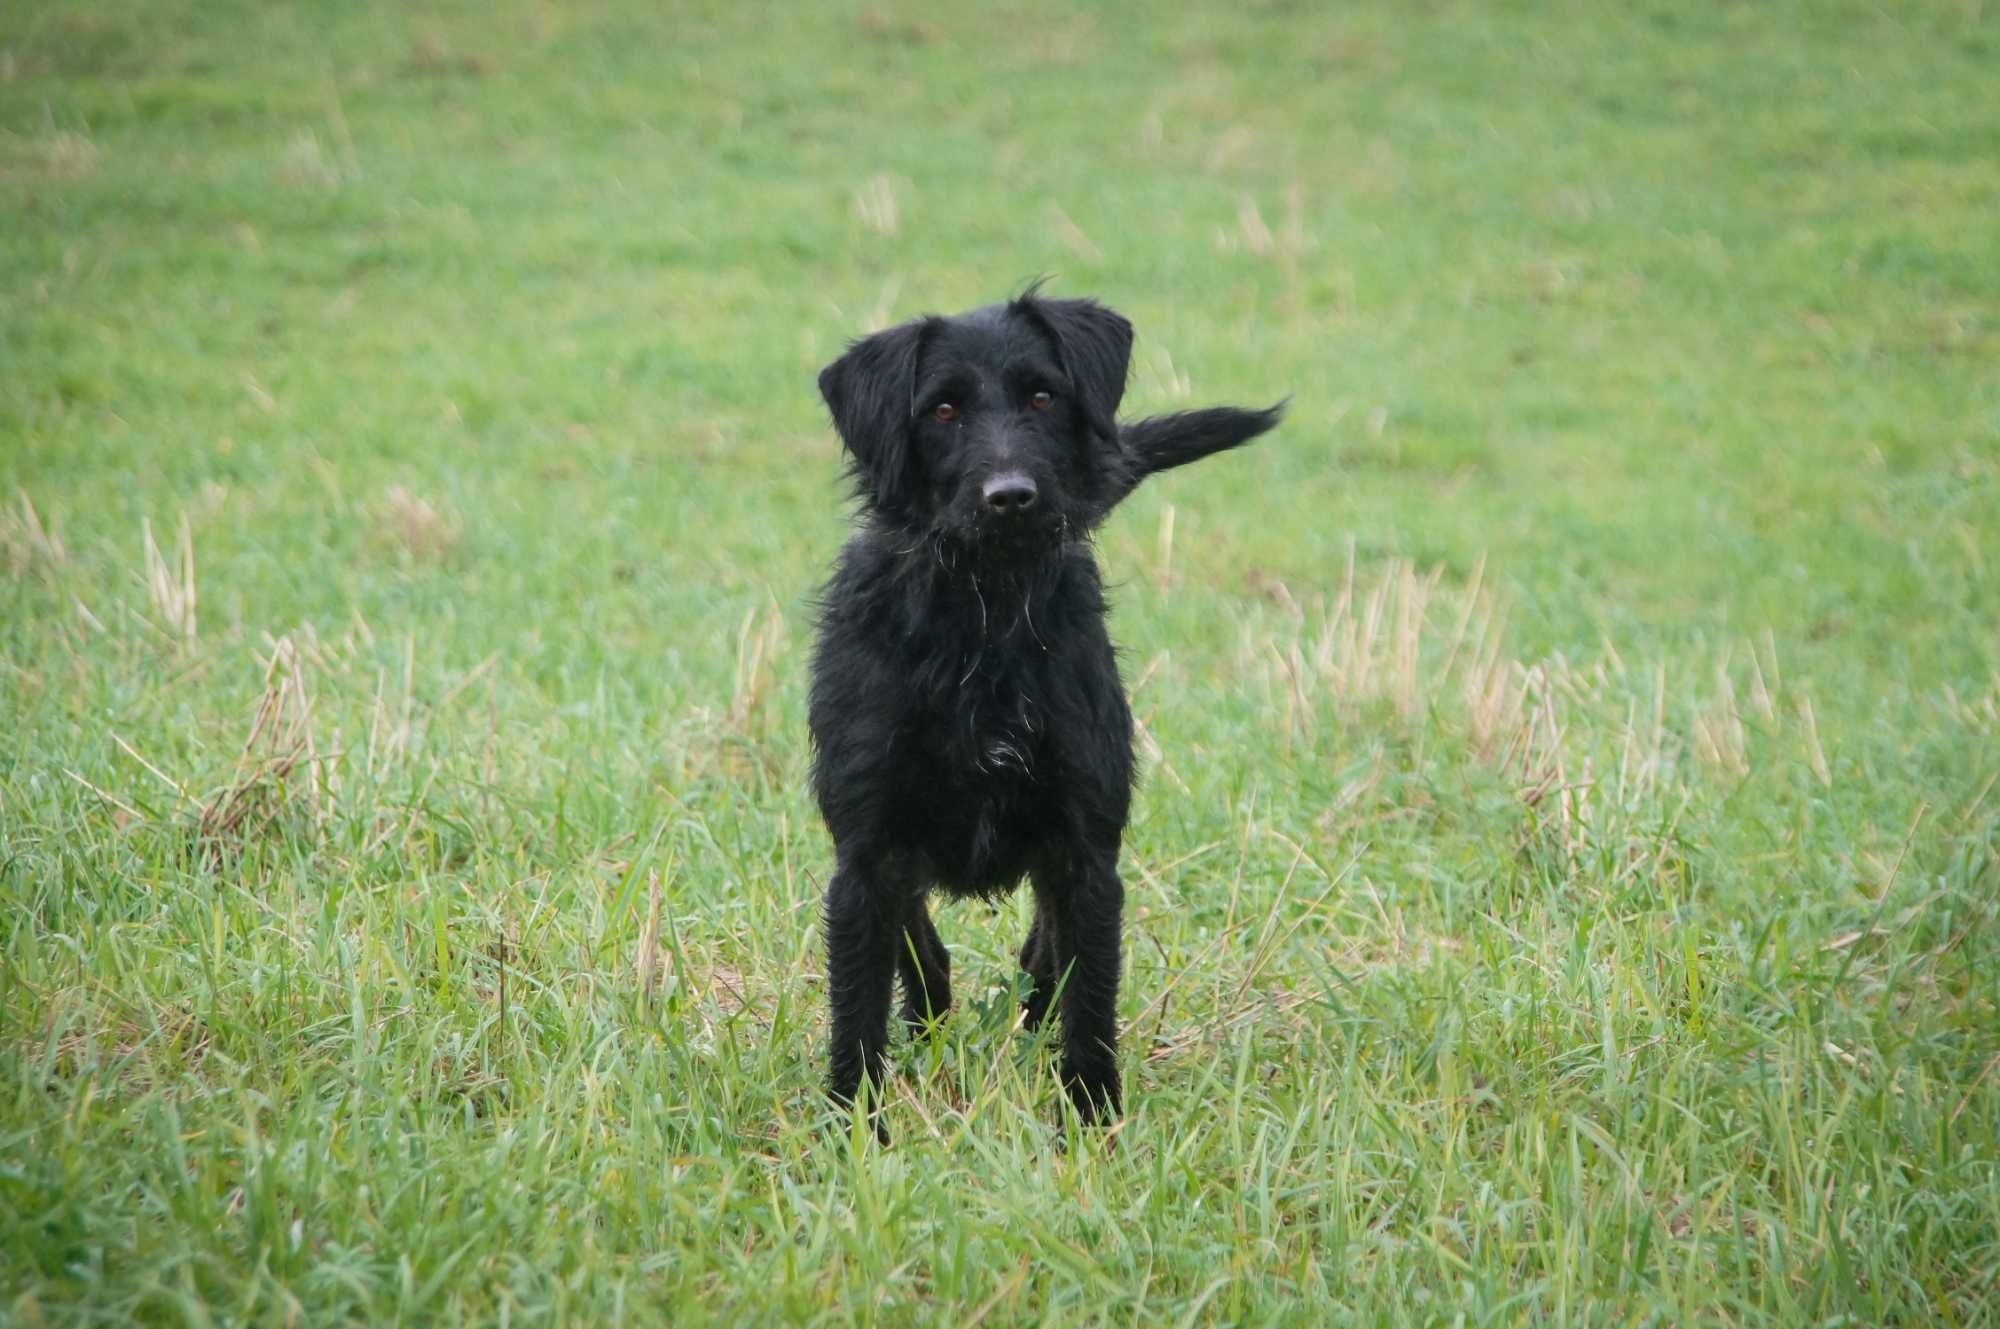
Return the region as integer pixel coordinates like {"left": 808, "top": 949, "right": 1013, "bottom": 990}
{"left": 980, "top": 473, "right": 1038, "bottom": 515}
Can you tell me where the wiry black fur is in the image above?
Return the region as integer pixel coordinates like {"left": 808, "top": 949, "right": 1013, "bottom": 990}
{"left": 809, "top": 289, "right": 1282, "bottom": 1136}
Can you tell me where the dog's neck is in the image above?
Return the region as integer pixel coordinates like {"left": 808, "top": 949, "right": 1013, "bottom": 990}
{"left": 855, "top": 524, "right": 1084, "bottom": 657}
{"left": 880, "top": 526, "right": 1076, "bottom": 595}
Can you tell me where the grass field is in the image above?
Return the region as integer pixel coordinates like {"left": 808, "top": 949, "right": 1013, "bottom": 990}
{"left": 4, "top": 0, "right": 1998, "bottom": 1322}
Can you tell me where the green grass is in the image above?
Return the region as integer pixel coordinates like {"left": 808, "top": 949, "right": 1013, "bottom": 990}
{"left": 3, "top": 0, "right": 1997, "bottom": 1322}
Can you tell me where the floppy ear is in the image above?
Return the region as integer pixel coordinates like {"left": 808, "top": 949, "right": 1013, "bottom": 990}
{"left": 1017, "top": 295, "right": 1134, "bottom": 440}
{"left": 817, "top": 319, "right": 930, "bottom": 517}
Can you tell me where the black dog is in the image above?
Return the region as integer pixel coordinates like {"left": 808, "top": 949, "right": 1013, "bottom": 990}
{"left": 810, "top": 288, "right": 1281, "bottom": 1133}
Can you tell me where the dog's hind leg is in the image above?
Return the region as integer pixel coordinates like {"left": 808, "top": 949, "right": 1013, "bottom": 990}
{"left": 824, "top": 855, "right": 905, "bottom": 1135}
{"left": 897, "top": 896, "right": 952, "bottom": 1033}
{"left": 1018, "top": 900, "right": 1059, "bottom": 1032}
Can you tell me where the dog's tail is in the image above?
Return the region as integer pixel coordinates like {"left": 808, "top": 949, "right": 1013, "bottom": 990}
{"left": 1123, "top": 403, "right": 1286, "bottom": 475}
{"left": 1100, "top": 402, "right": 1287, "bottom": 515}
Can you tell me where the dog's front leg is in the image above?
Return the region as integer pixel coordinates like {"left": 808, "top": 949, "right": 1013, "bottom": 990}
{"left": 824, "top": 853, "right": 905, "bottom": 1135}
{"left": 1036, "top": 850, "right": 1125, "bottom": 1123}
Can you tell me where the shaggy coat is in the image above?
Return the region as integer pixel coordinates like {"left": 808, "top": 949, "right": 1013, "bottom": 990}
{"left": 810, "top": 290, "right": 1281, "bottom": 1133}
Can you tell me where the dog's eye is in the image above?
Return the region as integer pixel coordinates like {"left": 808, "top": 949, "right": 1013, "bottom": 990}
{"left": 933, "top": 402, "right": 958, "bottom": 423}
{"left": 1030, "top": 391, "right": 1054, "bottom": 410}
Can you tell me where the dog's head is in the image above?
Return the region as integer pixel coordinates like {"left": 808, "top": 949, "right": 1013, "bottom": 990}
{"left": 817, "top": 289, "right": 1133, "bottom": 559}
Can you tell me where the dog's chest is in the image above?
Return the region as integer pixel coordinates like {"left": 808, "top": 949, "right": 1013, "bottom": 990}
{"left": 969, "top": 697, "right": 1037, "bottom": 778}
{"left": 914, "top": 685, "right": 1040, "bottom": 784}
{"left": 907, "top": 604, "right": 1059, "bottom": 783}
{"left": 909, "top": 697, "right": 1046, "bottom": 891}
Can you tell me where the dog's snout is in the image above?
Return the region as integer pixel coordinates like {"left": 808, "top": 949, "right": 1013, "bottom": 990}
{"left": 980, "top": 473, "right": 1039, "bottom": 516}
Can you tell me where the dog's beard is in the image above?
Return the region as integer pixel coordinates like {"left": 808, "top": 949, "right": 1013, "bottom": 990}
{"left": 937, "top": 507, "right": 1069, "bottom": 569}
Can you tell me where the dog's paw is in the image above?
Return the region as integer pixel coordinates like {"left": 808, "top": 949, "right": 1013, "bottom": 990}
{"left": 821, "top": 1112, "right": 891, "bottom": 1148}
{"left": 826, "top": 1084, "right": 893, "bottom": 1146}
{"left": 898, "top": 1001, "right": 949, "bottom": 1038}
{"left": 1060, "top": 1058, "right": 1123, "bottom": 1125}
{"left": 829, "top": 1109, "right": 889, "bottom": 1147}
{"left": 1018, "top": 982, "right": 1055, "bottom": 1034}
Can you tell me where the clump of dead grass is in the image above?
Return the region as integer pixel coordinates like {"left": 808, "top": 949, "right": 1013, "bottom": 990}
{"left": 853, "top": 173, "right": 899, "bottom": 237}
{"left": 1943, "top": 672, "right": 2000, "bottom": 740}
{"left": 372, "top": 487, "right": 463, "bottom": 563}
{"left": 2, "top": 490, "right": 67, "bottom": 579}
{"left": 728, "top": 601, "right": 786, "bottom": 741}
{"left": 1046, "top": 202, "right": 1102, "bottom": 262}
{"left": 14, "top": 127, "right": 100, "bottom": 180}
{"left": 401, "top": 30, "right": 496, "bottom": 78}
{"left": 141, "top": 513, "right": 197, "bottom": 645}
{"left": 1251, "top": 550, "right": 1832, "bottom": 881}
{"left": 657, "top": 600, "right": 790, "bottom": 785}
{"left": 195, "top": 633, "right": 330, "bottom": 860}
{"left": 279, "top": 130, "right": 343, "bottom": 189}
{"left": 1215, "top": 182, "right": 1312, "bottom": 315}
{"left": 42, "top": 1005, "right": 209, "bottom": 1093}
{"left": 631, "top": 866, "right": 768, "bottom": 1050}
